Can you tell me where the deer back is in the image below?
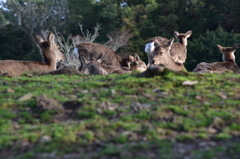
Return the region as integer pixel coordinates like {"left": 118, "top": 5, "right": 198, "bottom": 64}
{"left": 75, "top": 42, "right": 121, "bottom": 67}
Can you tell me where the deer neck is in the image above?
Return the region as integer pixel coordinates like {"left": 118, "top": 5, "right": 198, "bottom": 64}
{"left": 222, "top": 52, "right": 236, "bottom": 64}
{"left": 165, "top": 55, "right": 185, "bottom": 71}
{"left": 178, "top": 37, "right": 187, "bottom": 48}
{"left": 41, "top": 50, "right": 58, "bottom": 70}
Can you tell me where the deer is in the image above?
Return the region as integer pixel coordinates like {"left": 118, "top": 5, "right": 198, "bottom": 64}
{"left": 0, "top": 32, "right": 66, "bottom": 76}
{"left": 150, "top": 38, "right": 187, "bottom": 72}
{"left": 73, "top": 42, "right": 147, "bottom": 70}
{"left": 193, "top": 44, "right": 240, "bottom": 74}
{"left": 79, "top": 53, "right": 147, "bottom": 75}
{"left": 74, "top": 42, "right": 122, "bottom": 67}
{"left": 145, "top": 30, "right": 192, "bottom": 66}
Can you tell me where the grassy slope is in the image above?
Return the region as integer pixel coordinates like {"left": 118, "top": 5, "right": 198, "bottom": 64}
{"left": 1, "top": 71, "right": 240, "bottom": 159}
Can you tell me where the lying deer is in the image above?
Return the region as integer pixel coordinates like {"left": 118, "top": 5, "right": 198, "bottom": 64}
{"left": 151, "top": 38, "right": 187, "bottom": 72}
{"left": 121, "top": 53, "right": 147, "bottom": 72}
{"left": 0, "top": 32, "right": 66, "bottom": 76}
{"left": 145, "top": 30, "right": 192, "bottom": 65}
{"left": 193, "top": 44, "right": 240, "bottom": 74}
{"left": 79, "top": 53, "right": 147, "bottom": 75}
{"left": 74, "top": 42, "right": 122, "bottom": 67}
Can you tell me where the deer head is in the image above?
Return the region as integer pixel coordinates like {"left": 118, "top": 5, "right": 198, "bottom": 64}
{"left": 129, "top": 54, "right": 147, "bottom": 72}
{"left": 34, "top": 32, "right": 66, "bottom": 66}
{"left": 217, "top": 43, "right": 239, "bottom": 63}
{"left": 151, "top": 38, "right": 174, "bottom": 66}
{"left": 174, "top": 30, "right": 192, "bottom": 46}
{"left": 79, "top": 54, "right": 108, "bottom": 75}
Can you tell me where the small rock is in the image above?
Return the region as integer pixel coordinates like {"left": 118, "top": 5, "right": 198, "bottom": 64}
{"left": 108, "top": 106, "right": 116, "bottom": 111}
{"left": 37, "top": 94, "right": 62, "bottom": 112}
{"left": 82, "top": 90, "right": 89, "bottom": 93}
{"left": 182, "top": 80, "right": 198, "bottom": 86}
{"left": 178, "top": 148, "right": 186, "bottom": 154}
{"left": 199, "top": 142, "right": 207, "bottom": 147}
{"left": 97, "top": 108, "right": 103, "bottom": 114}
{"left": 208, "top": 127, "right": 217, "bottom": 134}
{"left": 40, "top": 135, "right": 51, "bottom": 143}
{"left": 153, "top": 88, "right": 168, "bottom": 94}
{"left": 21, "top": 139, "right": 30, "bottom": 147}
{"left": 6, "top": 88, "right": 15, "bottom": 93}
{"left": 26, "top": 73, "right": 33, "bottom": 77}
{"left": 111, "top": 89, "right": 115, "bottom": 96}
{"left": 13, "top": 122, "right": 20, "bottom": 129}
{"left": 218, "top": 92, "right": 227, "bottom": 99}
{"left": 141, "top": 103, "right": 152, "bottom": 109}
{"left": 18, "top": 93, "right": 34, "bottom": 101}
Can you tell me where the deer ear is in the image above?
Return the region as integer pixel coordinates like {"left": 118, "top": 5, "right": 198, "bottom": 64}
{"left": 217, "top": 44, "right": 223, "bottom": 51}
{"left": 96, "top": 53, "right": 103, "bottom": 63}
{"left": 166, "top": 38, "right": 174, "bottom": 48}
{"left": 134, "top": 54, "right": 140, "bottom": 61}
{"left": 232, "top": 43, "right": 239, "bottom": 51}
{"left": 174, "top": 31, "right": 179, "bottom": 38}
{"left": 79, "top": 56, "right": 90, "bottom": 74}
{"left": 154, "top": 39, "right": 161, "bottom": 47}
{"left": 47, "top": 32, "right": 56, "bottom": 46}
{"left": 81, "top": 56, "right": 90, "bottom": 64}
{"left": 129, "top": 55, "right": 134, "bottom": 61}
{"left": 185, "top": 30, "right": 192, "bottom": 38}
{"left": 34, "top": 34, "right": 44, "bottom": 47}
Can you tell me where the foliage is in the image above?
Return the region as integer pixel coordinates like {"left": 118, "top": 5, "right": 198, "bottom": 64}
{"left": 0, "top": 24, "right": 40, "bottom": 61}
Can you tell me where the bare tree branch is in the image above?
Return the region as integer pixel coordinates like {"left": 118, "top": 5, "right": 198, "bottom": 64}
{"left": 104, "top": 30, "right": 133, "bottom": 51}
{"left": 71, "top": 23, "right": 101, "bottom": 46}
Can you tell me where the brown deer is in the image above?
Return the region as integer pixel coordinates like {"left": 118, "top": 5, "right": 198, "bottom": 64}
{"left": 79, "top": 53, "right": 147, "bottom": 75}
{"left": 0, "top": 32, "right": 66, "bottom": 76}
{"left": 193, "top": 44, "right": 240, "bottom": 74}
{"left": 151, "top": 38, "right": 187, "bottom": 72}
{"left": 145, "top": 30, "right": 192, "bottom": 65}
{"left": 74, "top": 42, "right": 122, "bottom": 67}
{"left": 172, "top": 30, "right": 192, "bottom": 64}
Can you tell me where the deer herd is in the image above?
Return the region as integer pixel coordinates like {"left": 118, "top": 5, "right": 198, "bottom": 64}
{"left": 0, "top": 30, "right": 239, "bottom": 77}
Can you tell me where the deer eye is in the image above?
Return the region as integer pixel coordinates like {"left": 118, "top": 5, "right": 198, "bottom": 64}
{"left": 158, "top": 52, "right": 163, "bottom": 55}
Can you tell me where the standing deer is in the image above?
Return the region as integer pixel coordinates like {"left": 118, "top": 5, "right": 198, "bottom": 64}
{"left": 79, "top": 53, "right": 147, "bottom": 75}
{"left": 0, "top": 32, "right": 66, "bottom": 76}
{"left": 145, "top": 30, "right": 192, "bottom": 65}
{"left": 151, "top": 38, "right": 187, "bottom": 72}
{"left": 193, "top": 44, "right": 240, "bottom": 74}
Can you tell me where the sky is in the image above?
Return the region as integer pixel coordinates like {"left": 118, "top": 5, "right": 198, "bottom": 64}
{"left": 0, "top": 0, "right": 6, "bottom": 9}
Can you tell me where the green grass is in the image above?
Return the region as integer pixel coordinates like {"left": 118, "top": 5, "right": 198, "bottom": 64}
{"left": 1, "top": 71, "right": 240, "bottom": 158}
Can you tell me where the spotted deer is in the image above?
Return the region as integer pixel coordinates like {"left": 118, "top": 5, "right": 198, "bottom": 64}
{"left": 193, "top": 44, "right": 240, "bottom": 74}
{"left": 145, "top": 30, "right": 192, "bottom": 65}
{"left": 151, "top": 38, "right": 187, "bottom": 72}
{"left": 79, "top": 53, "right": 147, "bottom": 75}
{"left": 0, "top": 32, "right": 66, "bottom": 76}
